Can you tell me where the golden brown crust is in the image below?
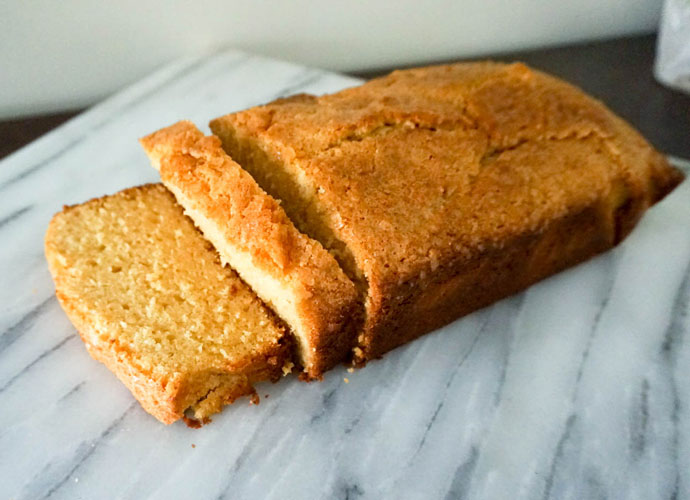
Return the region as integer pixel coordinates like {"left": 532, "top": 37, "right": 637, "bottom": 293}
{"left": 212, "top": 61, "right": 684, "bottom": 361}
{"left": 362, "top": 200, "right": 615, "bottom": 358}
{"left": 140, "top": 123, "right": 359, "bottom": 377}
{"left": 44, "top": 184, "right": 290, "bottom": 425}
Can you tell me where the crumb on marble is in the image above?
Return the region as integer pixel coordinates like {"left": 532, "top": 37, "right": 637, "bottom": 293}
{"left": 282, "top": 361, "right": 294, "bottom": 376}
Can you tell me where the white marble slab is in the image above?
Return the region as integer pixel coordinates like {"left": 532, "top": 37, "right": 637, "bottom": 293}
{"left": 0, "top": 50, "right": 688, "bottom": 500}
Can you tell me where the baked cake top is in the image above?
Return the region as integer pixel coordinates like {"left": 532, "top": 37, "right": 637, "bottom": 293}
{"left": 212, "top": 62, "right": 683, "bottom": 291}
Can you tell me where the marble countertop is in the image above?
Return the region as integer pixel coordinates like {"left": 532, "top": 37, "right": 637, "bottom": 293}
{"left": 1, "top": 50, "right": 688, "bottom": 500}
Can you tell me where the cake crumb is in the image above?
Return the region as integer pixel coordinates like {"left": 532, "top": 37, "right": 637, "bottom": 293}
{"left": 344, "top": 378, "right": 349, "bottom": 384}
{"left": 282, "top": 361, "right": 294, "bottom": 376}
{"left": 347, "top": 367, "right": 354, "bottom": 373}
{"left": 191, "top": 444, "right": 196, "bottom": 448}
{"left": 249, "top": 393, "right": 260, "bottom": 405}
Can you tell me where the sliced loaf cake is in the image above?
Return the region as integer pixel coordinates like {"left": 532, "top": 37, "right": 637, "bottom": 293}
{"left": 140, "top": 123, "right": 359, "bottom": 378}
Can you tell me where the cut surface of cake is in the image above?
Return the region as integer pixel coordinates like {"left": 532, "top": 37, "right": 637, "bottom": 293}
{"left": 210, "top": 61, "right": 684, "bottom": 361}
{"left": 140, "top": 122, "right": 359, "bottom": 378}
{"left": 45, "top": 184, "right": 290, "bottom": 425}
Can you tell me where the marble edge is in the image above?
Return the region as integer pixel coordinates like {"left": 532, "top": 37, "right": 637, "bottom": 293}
{"left": 668, "top": 155, "right": 690, "bottom": 172}
{"left": 0, "top": 48, "right": 359, "bottom": 188}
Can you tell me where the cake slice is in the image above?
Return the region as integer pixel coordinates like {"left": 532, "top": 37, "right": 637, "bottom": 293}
{"left": 210, "top": 61, "right": 684, "bottom": 362}
{"left": 140, "top": 123, "right": 359, "bottom": 378}
{"left": 45, "top": 184, "right": 291, "bottom": 425}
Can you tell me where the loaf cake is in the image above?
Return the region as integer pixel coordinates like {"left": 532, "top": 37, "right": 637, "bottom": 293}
{"left": 46, "top": 61, "right": 684, "bottom": 427}
{"left": 140, "top": 122, "right": 358, "bottom": 378}
{"left": 45, "top": 184, "right": 291, "bottom": 425}
{"left": 209, "top": 61, "right": 684, "bottom": 362}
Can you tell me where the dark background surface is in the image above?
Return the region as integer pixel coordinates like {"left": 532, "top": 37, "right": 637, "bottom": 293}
{"left": 2, "top": 34, "right": 689, "bottom": 161}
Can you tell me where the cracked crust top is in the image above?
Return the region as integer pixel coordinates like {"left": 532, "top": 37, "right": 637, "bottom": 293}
{"left": 212, "top": 61, "right": 684, "bottom": 359}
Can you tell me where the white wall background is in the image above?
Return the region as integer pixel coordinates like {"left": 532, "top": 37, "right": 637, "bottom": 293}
{"left": 0, "top": 0, "right": 662, "bottom": 119}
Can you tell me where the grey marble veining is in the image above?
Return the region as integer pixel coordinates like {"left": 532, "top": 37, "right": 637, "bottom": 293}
{"left": 0, "top": 49, "right": 688, "bottom": 500}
